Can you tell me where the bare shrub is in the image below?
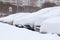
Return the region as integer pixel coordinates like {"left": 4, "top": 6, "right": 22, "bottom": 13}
{"left": 42, "top": 2, "right": 56, "bottom": 8}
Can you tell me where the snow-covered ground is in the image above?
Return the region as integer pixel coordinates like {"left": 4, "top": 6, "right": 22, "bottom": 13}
{"left": 0, "top": 22, "right": 60, "bottom": 40}
{"left": 40, "top": 17, "right": 60, "bottom": 34}
{"left": 13, "top": 6, "right": 60, "bottom": 26}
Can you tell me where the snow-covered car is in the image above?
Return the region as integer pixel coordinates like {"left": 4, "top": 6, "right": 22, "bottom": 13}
{"left": 0, "top": 12, "right": 31, "bottom": 24}
{"left": 13, "top": 7, "right": 53, "bottom": 26}
{"left": 0, "top": 22, "right": 60, "bottom": 40}
{"left": 40, "top": 17, "right": 60, "bottom": 35}
{"left": 13, "top": 6, "right": 60, "bottom": 27}
{"left": 0, "top": 6, "right": 57, "bottom": 25}
{"left": 0, "top": 7, "right": 52, "bottom": 24}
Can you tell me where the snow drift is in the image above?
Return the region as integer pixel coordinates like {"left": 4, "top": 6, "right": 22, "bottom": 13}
{"left": 0, "top": 22, "right": 60, "bottom": 40}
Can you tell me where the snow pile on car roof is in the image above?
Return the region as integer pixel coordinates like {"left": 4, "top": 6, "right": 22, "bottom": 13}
{"left": 13, "top": 6, "right": 60, "bottom": 26}
{"left": 0, "top": 13, "right": 31, "bottom": 22}
{"left": 40, "top": 17, "right": 60, "bottom": 34}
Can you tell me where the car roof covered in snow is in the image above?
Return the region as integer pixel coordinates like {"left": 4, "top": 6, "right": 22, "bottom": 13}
{"left": 13, "top": 6, "right": 60, "bottom": 25}
{"left": 0, "top": 13, "right": 31, "bottom": 22}
{"left": 40, "top": 17, "right": 60, "bottom": 34}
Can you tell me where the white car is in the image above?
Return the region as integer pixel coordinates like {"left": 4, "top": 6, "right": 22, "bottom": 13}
{"left": 40, "top": 17, "right": 60, "bottom": 35}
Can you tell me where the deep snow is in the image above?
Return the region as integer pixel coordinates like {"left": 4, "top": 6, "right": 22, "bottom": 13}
{"left": 40, "top": 17, "right": 60, "bottom": 34}
{"left": 0, "top": 22, "right": 60, "bottom": 40}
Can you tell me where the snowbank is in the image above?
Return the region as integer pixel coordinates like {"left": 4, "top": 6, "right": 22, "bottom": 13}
{"left": 13, "top": 6, "right": 60, "bottom": 26}
{"left": 40, "top": 17, "right": 60, "bottom": 34}
{"left": 0, "top": 22, "right": 60, "bottom": 40}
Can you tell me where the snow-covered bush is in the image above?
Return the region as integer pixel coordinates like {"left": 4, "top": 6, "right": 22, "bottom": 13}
{"left": 40, "top": 17, "right": 60, "bottom": 34}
